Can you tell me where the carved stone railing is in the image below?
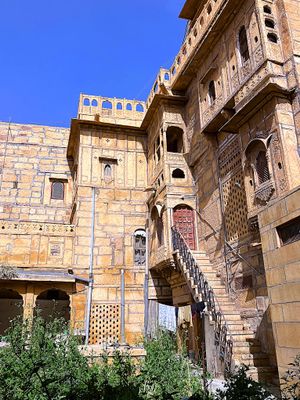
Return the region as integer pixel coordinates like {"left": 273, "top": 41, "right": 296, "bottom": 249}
{"left": 171, "top": 226, "right": 233, "bottom": 376}
{"left": 0, "top": 220, "right": 75, "bottom": 236}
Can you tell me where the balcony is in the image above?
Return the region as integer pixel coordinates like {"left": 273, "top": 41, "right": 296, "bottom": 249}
{"left": 78, "top": 94, "right": 146, "bottom": 128}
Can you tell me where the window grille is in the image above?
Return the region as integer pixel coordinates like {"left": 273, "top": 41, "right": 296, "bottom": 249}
{"left": 51, "top": 181, "right": 64, "bottom": 200}
{"left": 277, "top": 216, "right": 300, "bottom": 246}
{"left": 256, "top": 151, "right": 270, "bottom": 184}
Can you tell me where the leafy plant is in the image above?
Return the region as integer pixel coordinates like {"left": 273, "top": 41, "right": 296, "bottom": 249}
{"left": 282, "top": 354, "right": 300, "bottom": 400}
{"left": 215, "top": 365, "right": 276, "bottom": 400}
{"left": 137, "top": 330, "right": 208, "bottom": 400}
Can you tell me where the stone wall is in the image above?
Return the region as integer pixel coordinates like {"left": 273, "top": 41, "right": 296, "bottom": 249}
{"left": 259, "top": 187, "right": 300, "bottom": 377}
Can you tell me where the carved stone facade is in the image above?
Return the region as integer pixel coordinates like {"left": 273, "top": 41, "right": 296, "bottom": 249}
{"left": 1, "top": 0, "right": 300, "bottom": 391}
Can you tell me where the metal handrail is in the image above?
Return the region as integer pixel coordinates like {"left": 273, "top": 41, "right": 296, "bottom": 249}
{"left": 171, "top": 226, "right": 233, "bottom": 375}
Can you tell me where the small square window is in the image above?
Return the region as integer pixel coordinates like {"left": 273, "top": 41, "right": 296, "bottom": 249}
{"left": 277, "top": 215, "right": 300, "bottom": 246}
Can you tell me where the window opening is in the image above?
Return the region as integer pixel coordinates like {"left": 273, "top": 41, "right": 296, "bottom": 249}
{"left": 172, "top": 168, "right": 185, "bottom": 179}
{"left": 239, "top": 26, "right": 250, "bottom": 64}
{"left": 267, "top": 33, "right": 278, "bottom": 43}
{"left": 83, "top": 98, "right": 90, "bottom": 106}
{"left": 116, "top": 102, "right": 122, "bottom": 110}
{"left": 277, "top": 215, "right": 300, "bottom": 246}
{"left": 51, "top": 181, "right": 64, "bottom": 200}
{"left": 166, "top": 126, "right": 184, "bottom": 153}
{"left": 208, "top": 81, "right": 216, "bottom": 104}
{"left": 265, "top": 19, "right": 275, "bottom": 29}
{"left": 102, "top": 100, "right": 112, "bottom": 109}
{"left": 91, "top": 99, "right": 98, "bottom": 107}
{"left": 134, "top": 229, "right": 146, "bottom": 266}
{"left": 104, "top": 164, "right": 112, "bottom": 179}
{"left": 263, "top": 5, "right": 272, "bottom": 14}
{"left": 157, "top": 217, "right": 164, "bottom": 247}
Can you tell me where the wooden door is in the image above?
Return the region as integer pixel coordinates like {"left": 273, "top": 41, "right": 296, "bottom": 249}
{"left": 173, "top": 206, "right": 196, "bottom": 250}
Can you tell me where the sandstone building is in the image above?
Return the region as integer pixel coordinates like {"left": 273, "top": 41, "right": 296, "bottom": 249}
{"left": 1, "top": 0, "right": 300, "bottom": 390}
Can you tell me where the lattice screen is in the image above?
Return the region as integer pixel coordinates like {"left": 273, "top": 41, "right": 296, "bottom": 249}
{"left": 89, "top": 304, "right": 120, "bottom": 345}
{"left": 219, "top": 138, "right": 242, "bottom": 178}
{"left": 219, "top": 138, "right": 249, "bottom": 243}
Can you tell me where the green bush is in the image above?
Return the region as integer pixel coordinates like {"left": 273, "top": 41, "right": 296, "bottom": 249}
{"left": 137, "top": 330, "right": 207, "bottom": 400}
{"left": 215, "top": 366, "right": 276, "bottom": 400}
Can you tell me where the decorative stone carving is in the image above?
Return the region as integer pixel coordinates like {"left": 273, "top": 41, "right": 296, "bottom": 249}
{"left": 255, "top": 180, "right": 275, "bottom": 203}
{"left": 0, "top": 220, "right": 75, "bottom": 236}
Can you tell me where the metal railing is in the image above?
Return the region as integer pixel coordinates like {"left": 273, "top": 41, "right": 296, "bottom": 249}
{"left": 171, "top": 226, "right": 233, "bottom": 376}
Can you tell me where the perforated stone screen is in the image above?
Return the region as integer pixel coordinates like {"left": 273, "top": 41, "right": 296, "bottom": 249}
{"left": 219, "top": 138, "right": 249, "bottom": 243}
{"left": 89, "top": 304, "right": 120, "bottom": 345}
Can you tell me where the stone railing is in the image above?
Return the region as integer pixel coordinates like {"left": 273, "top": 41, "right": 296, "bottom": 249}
{"left": 78, "top": 94, "right": 146, "bottom": 125}
{"left": 0, "top": 220, "right": 75, "bottom": 236}
{"left": 146, "top": 68, "right": 172, "bottom": 109}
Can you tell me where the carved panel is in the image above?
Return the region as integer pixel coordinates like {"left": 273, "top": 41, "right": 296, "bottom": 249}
{"left": 0, "top": 221, "right": 75, "bottom": 236}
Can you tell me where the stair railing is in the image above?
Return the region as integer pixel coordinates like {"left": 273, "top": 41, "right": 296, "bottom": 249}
{"left": 171, "top": 226, "right": 233, "bottom": 376}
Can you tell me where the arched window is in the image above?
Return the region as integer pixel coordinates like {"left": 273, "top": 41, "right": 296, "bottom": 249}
{"left": 116, "top": 102, "right": 123, "bottom": 110}
{"left": 126, "top": 103, "right": 132, "bottom": 111}
{"left": 104, "top": 164, "right": 112, "bottom": 179}
{"left": 102, "top": 100, "right": 112, "bottom": 109}
{"left": 166, "top": 126, "right": 184, "bottom": 153}
{"left": 172, "top": 168, "right": 185, "bottom": 179}
{"left": 136, "top": 104, "right": 144, "bottom": 112}
{"left": 164, "top": 73, "right": 170, "bottom": 81}
{"left": 83, "top": 98, "right": 90, "bottom": 106}
{"left": 239, "top": 26, "right": 250, "bottom": 64}
{"left": 134, "top": 229, "right": 146, "bottom": 266}
{"left": 51, "top": 181, "right": 64, "bottom": 200}
{"left": 208, "top": 81, "right": 216, "bottom": 104}
{"left": 256, "top": 151, "right": 270, "bottom": 184}
{"left": 91, "top": 99, "right": 98, "bottom": 107}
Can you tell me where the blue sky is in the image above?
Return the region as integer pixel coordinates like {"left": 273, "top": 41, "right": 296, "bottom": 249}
{"left": 0, "top": 0, "right": 186, "bottom": 127}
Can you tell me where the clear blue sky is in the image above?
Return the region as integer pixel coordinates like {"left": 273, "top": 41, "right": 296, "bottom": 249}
{"left": 0, "top": 0, "right": 186, "bottom": 127}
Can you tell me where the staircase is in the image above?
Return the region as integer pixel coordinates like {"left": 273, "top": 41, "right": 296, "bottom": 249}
{"left": 171, "top": 227, "right": 279, "bottom": 387}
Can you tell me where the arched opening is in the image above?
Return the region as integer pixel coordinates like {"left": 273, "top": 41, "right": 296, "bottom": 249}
{"left": 35, "top": 289, "right": 70, "bottom": 323}
{"left": 102, "top": 100, "right": 112, "bottom": 109}
{"left": 91, "top": 99, "right": 98, "bottom": 107}
{"left": 263, "top": 5, "right": 272, "bottom": 14}
{"left": 164, "top": 73, "right": 170, "bottom": 81}
{"left": 136, "top": 103, "right": 144, "bottom": 113}
{"left": 208, "top": 81, "right": 216, "bottom": 105}
{"left": 166, "top": 126, "right": 184, "bottom": 153}
{"left": 134, "top": 229, "right": 146, "bottom": 266}
{"left": 126, "top": 103, "right": 132, "bottom": 111}
{"left": 51, "top": 181, "right": 64, "bottom": 200}
{"left": 238, "top": 26, "right": 250, "bottom": 64}
{"left": 256, "top": 151, "right": 270, "bottom": 184}
{"left": 104, "top": 164, "right": 112, "bottom": 179}
{"left": 173, "top": 205, "right": 196, "bottom": 250}
{"left": 116, "top": 102, "right": 122, "bottom": 110}
{"left": 83, "top": 98, "right": 90, "bottom": 106}
{"left": 172, "top": 168, "right": 185, "bottom": 179}
{"left": 0, "top": 288, "right": 23, "bottom": 336}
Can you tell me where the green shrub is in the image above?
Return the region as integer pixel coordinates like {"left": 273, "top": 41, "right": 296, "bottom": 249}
{"left": 215, "top": 365, "right": 276, "bottom": 400}
{"left": 137, "top": 330, "right": 208, "bottom": 400}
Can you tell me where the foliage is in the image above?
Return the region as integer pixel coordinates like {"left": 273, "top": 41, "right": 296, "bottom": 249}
{"left": 0, "top": 264, "right": 18, "bottom": 279}
{"left": 0, "top": 316, "right": 95, "bottom": 400}
{"left": 282, "top": 354, "right": 300, "bottom": 400}
{"left": 215, "top": 365, "right": 276, "bottom": 400}
{"left": 137, "top": 330, "right": 208, "bottom": 400}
